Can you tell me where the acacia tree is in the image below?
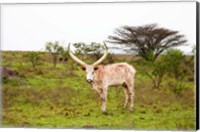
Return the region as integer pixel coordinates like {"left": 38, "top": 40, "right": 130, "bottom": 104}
{"left": 73, "top": 42, "right": 105, "bottom": 61}
{"left": 73, "top": 42, "right": 90, "bottom": 60}
{"left": 90, "top": 42, "right": 105, "bottom": 61}
{"left": 108, "top": 24, "right": 187, "bottom": 62}
{"left": 45, "top": 41, "right": 64, "bottom": 68}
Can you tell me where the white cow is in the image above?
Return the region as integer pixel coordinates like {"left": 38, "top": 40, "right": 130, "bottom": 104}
{"left": 68, "top": 42, "right": 136, "bottom": 112}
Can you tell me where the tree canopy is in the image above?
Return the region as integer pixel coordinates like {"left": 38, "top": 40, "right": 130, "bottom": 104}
{"left": 108, "top": 24, "right": 187, "bottom": 62}
{"left": 45, "top": 41, "right": 64, "bottom": 68}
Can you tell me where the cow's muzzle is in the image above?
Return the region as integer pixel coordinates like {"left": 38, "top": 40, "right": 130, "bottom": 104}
{"left": 87, "top": 79, "right": 93, "bottom": 83}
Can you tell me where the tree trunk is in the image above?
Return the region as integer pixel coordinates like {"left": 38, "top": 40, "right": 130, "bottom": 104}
{"left": 53, "top": 55, "right": 57, "bottom": 68}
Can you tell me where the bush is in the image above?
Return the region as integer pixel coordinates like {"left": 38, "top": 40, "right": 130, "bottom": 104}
{"left": 103, "top": 53, "right": 115, "bottom": 64}
{"left": 170, "top": 82, "right": 185, "bottom": 96}
{"left": 24, "top": 52, "right": 43, "bottom": 69}
{"left": 45, "top": 41, "right": 64, "bottom": 68}
{"left": 73, "top": 42, "right": 105, "bottom": 62}
{"left": 144, "top": 49, "right": 185, "bottom": 89}
{"left": 144, "top": 61, "right": 168, "bottom": 89}
{"left": 161, "top": 49, "right": 185, "bottom": 80}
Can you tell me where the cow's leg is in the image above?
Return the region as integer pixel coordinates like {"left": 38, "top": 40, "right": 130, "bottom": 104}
{"left": 96, "top": 88, "right": 108, "bottom": 112}
{"left": 122, "top": 83, "right": 129, "bottom": 109}
{"left": 127, "top": 80, "right": 134, "bottom": 111}
{"left": 100, "top": 88, "right": 107, "bottom": 112}
{"left": 129, "top": 91, "right": 134, "bottom": 111}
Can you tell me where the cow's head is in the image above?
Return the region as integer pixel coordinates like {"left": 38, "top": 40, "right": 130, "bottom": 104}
{"left": 68, "top": 42, "right": 108, "bottom": 83}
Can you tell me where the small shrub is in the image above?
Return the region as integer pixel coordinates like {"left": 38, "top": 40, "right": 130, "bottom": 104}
{"left": 103, "top": 53, "right": 115, "bottom": 64}
{"left": 162, "top": 49, "right": 185, "bottom": 80}
{"left": 24, "top": 52, "right": 43, "bottom": 69}
{"left": 144, "top": 49, "right": 185, "bottom": 89}
{"left": 45, "top": 41, "right": 64, "bottom": 68}
{"left": 144, "top": 61, "right": 168, "bottom": 89}
{"left": 59, "top": 48, "right": 69, "bottom": 63}
{"left": 170, "top": 81, "right": 186, "bottom": 96}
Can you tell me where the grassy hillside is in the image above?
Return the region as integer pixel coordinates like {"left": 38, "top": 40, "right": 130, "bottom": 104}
{"left": 1, "top": 51, "right": 195, "bottom": 130}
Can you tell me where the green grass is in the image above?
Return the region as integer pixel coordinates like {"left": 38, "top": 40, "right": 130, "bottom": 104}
{"left": 1, "top": 51, "right": 195, "bottom": 130}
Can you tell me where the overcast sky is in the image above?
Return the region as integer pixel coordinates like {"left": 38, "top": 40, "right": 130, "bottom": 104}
{"left": 1, "top": 1, "right": 196, "bottom": 54}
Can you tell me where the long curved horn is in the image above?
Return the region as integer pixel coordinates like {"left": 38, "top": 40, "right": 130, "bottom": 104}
{"left": 92, "top": 42, "right": 108, "bottom": 67}
{"left": 68, "top": 43, "right": 88, "bottom": 67}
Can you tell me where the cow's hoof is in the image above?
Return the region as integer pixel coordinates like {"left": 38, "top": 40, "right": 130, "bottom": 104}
{"left": 130, "top": 108, "right": 134, "bottom": 112}
{"left": 102, "top": 111, "right": 108, "bottom": 115}
{"left": 123, "top": 106, "right": 127, "bottom": 110}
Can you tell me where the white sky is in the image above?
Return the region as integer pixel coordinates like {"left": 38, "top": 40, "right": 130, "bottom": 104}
{"left": 1, "top": 1, "right": 196, "bottom": 54}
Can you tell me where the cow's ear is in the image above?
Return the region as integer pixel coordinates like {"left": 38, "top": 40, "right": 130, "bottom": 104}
{"left": 94, "top": 67, "right": 98, "bottom": 71}
{"left": 82, "top": 67, "right": 86, "bottom": 71}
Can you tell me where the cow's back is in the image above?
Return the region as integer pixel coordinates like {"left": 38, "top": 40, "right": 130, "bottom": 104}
{"left": 103, "top": 63, "right": 136, "bottom": 86}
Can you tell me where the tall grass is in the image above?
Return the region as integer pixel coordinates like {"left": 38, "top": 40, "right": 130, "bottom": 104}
{"left": 1, "top": 51, "right": 195, "bottom": 130}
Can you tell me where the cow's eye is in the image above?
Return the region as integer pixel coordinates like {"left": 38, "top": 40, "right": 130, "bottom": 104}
{"left": 82, "top": 67, "right": 86, "bottom": 71}
{"left": 94, "top": 67, "right": 98, "bottom": 70}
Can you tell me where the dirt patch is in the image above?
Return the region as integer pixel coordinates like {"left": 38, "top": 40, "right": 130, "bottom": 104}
{"left": 1, "top": 67, "right": 19, "bottom": 78}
